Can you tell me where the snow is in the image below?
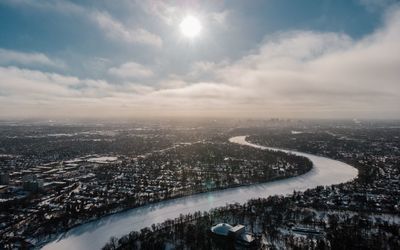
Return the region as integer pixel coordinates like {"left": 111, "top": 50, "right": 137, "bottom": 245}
{"left": 291, "top": 130, "right": 304, "bottom": 134}
{"left": 86, "top": 157, "right": 118, "bottom": 164}
{"left": 42, "top": 136, "right": 358, "bottom": 250}
{"left": 211, "top": 223, "right": 233, "bottom": 236}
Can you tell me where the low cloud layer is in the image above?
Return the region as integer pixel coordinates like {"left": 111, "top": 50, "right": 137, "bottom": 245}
{"left": 0, "top": 49, "right": 64, "bottom": 68}
{"left": 108, "top": 62, "right": 154, "bottom": 79}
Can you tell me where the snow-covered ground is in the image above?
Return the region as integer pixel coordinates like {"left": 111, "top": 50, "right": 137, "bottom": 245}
{"left": 86, "top": 156, "right": 118, "bottom": 163}
{"left": 42, "top": 136, "right": 358, "bottom": 250}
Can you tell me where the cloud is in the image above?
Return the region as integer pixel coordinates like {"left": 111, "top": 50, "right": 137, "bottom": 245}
{"left": 108, "top": 62, "right": 154, "bottom": 79}
{"left": 1, "top": 4, "right": 400, "bottom": 119}
{"left": 153, "top": 82, "right": 246, "bottom": 99}
{"left": 0, "top": 66, "right": 93, "bottom": 98}
{"left": 138, "top": 0, "right": 178, "bottom": 25}
{"left": 91, "top": 11, "right": 162, "bottom": 48}
{"left": 2, "top": 0, "right": 162, "bottom": 48}
{"left": 0, "top": 49, "right": 65, "bottom": 68}
{"left": 1, "top": 0, "right": 82, "bottom": 13}
{"left": 210, "top": 10, "right": 230, "bottom": 25}
{"left": 0, "top": 65, "right": 161, "bottom": 118}
{"left": 142, "top": 5, "right": 400, "bottom": 118}
{"left": 158, "top": 77, "right": 188, "bottom": 89}
{"left": 208, "top": 7, "right": 400, "bottom": 118}
{"left": 358, "top": 0, "right": 398, "bottom": 11}
{"left": 138, "top": 0, "right": 230, "bottom": 27}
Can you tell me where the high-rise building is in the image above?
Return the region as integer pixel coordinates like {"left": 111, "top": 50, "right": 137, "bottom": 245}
{"left": 22, "top": 175, "right": 43, "bottom": 192}
{"left": 0, "top": 172, "right": 9, "bottom": 185}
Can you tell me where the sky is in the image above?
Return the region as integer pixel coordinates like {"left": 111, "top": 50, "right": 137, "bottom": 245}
{"left": 0, "top": 0, "right": 399, "bottom": 120}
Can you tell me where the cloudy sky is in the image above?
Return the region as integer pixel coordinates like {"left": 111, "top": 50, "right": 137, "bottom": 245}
{"left": 0, "top": 0, "right": 399, "bottom": 119}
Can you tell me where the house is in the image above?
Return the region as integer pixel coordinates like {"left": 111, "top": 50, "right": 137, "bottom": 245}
{"left": 211, "top": 223, "right": 233, "bottom": 236}
{"left": 211, "top": 223, "right": 255, "bottom": 246}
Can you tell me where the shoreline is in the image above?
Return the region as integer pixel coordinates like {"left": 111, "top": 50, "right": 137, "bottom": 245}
{"left": 41, "top": 136, "right": 357, "bottom": 250}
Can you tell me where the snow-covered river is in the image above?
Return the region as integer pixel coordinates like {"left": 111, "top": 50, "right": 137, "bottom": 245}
{"left": 42, "top": 136, "right": 358, "bottom": 250}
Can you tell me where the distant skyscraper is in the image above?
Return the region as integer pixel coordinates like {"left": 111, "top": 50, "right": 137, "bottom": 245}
{"left": 0, "top": 172, "right": 9, "bottom": 185}
{"left": 22, "top": 175, "right": 43, "bottom": 192}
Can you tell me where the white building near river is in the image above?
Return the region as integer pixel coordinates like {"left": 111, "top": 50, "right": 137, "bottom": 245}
{"left": 211, "top": 223, "right": 255, "bottom": 246}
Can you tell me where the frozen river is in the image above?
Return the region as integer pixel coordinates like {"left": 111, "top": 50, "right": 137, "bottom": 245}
{"left": 42, "top": 136, "right": 358, "bottom": 250}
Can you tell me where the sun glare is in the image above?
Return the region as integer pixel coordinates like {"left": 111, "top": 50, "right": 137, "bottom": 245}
{"left": 180, "top": 16, "right": 202, "bottom": 38}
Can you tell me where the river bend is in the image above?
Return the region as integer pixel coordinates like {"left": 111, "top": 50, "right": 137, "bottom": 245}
{"left": 42, "top": 136, "right": 358, "bottom": 250}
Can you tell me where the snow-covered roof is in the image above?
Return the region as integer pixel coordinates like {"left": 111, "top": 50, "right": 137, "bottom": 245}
{"left": 230, "top": 224, "right": 245, "bottom": 233}
{"left": 239, "top": 233, "right": 254, "bottom": 243}
{"left": 211, "top": 223, "right": 233, "bottom": 236}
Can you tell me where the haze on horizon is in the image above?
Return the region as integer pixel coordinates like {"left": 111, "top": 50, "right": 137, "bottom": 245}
{"left": 0, "top": 0, "right": 400, "bottom": 120}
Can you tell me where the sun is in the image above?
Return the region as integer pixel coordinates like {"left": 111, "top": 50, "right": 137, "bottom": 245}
{"left": 180, "top": 16, "right": 202, "bottom": 38}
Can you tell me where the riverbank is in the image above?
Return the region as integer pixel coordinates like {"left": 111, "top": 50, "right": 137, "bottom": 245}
{"left": 34, "top": 138, "right": 312, "bottom": 248}
{"left": 42, "top": 136, "right": 357, "bottom": 250}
